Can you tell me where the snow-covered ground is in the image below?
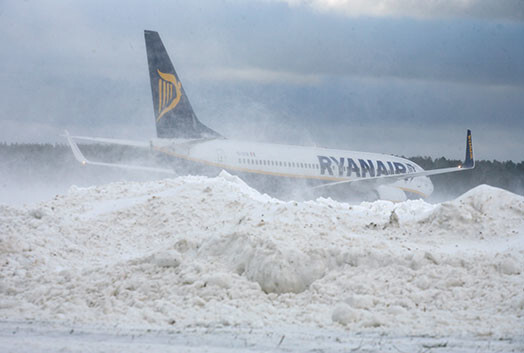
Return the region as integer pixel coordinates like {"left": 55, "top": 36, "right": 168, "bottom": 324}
{"left": 1, "top": 172, "right": 523, "bottom": 352}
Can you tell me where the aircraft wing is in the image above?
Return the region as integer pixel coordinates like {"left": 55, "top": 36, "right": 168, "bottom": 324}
{"left": 314, "top": 129, "right": 474, "bottom": 189}
{"left": 64, "top": 131, "right": 176, "bottom": 174}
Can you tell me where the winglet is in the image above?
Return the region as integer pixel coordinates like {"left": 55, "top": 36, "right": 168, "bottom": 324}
{"left": 463, "top": 129, "right": 474, "bottom": 169}
{"left": 64, "top": 130, "right": 89, "bottom": 165}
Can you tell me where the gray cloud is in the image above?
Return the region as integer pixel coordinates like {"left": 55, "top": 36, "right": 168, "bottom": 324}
{"left": 278, "top": 0, "right": 524, "bottom": 22}
{"left": 0, "top": 0, "right": 523, "bottom": 161}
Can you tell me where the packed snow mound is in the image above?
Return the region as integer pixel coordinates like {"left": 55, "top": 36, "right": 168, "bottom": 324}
{"left": 1, "top": 174, "right": 523, "bottom": 337}
{"left": 418, "top": 184, "right": 524, "bottom": 236}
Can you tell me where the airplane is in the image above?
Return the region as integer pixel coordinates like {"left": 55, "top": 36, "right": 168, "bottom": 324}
{"left": 65, "top": 30, "right": 475, "bottom": 202}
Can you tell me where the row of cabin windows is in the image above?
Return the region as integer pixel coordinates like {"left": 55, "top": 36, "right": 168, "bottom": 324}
{"left": 238, "top": 158, "right": 320, "bottom": 170}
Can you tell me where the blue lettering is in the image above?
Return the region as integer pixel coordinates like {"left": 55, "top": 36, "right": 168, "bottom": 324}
{"left": 346, "top": 158, "right": 361, "bottom": 177}
{"left": 359, "top": 159, "right": 375, "bottom": 178}
{"left": 387, "top": 161, "right": 395, "bottom": 175}
{"left": 394, "top": 162, "right": 407, "bottom": 174}
{"left": 330, "top": 157, "right": 345, "bottom": 176}
{"left": 318, "top": 156, "right": 333, "bottom": 176}
{"left": 376, "top": 160, "right": 389, "bottom": 176}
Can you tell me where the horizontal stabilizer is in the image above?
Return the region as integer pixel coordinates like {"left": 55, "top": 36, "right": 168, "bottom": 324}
{"left": 66, "top": 135, "right": 150, "bottom": 148}
{"left": 64, "top": 131, "right": 176, "bottom": 175}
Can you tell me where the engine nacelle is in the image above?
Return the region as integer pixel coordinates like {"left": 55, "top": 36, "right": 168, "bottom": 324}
{"left": 376, "top": 185, "right": 407, "bottom": 202}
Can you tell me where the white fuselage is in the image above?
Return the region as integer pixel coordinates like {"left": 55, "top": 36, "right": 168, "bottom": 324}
{"left": 151, "top": 138, "right": 434, "bottom": 198}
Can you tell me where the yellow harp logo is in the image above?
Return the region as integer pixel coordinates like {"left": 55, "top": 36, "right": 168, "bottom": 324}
{"left": 468, "top": 134, "right": 473, "bottom": 159}
{"left": 156, "top": 69, "right": 182, "bottom": 122}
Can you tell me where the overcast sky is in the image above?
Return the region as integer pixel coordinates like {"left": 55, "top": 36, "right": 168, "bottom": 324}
{"left": 1, "top": 0, "right": 523, "bottom": 161}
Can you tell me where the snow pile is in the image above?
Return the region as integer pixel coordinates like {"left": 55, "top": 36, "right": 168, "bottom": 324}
{"left": 1, "top": 172, "right": 523, "bottom": 338}
{"left": 419, "top": 184, "right": 524, "bottom": 235}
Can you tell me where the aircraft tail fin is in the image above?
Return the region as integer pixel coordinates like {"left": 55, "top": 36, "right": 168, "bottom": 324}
{"left": 144, "top": 30, "right": 221, "bottom": 139}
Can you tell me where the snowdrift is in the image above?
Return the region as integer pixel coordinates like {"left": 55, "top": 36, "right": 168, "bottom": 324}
{"left": 1, "top": 172, "right": 523, "bottom": 337}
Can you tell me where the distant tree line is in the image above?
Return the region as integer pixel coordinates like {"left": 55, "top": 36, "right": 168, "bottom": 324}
{"left": 1, "top": 143, "right": 523, "bottom": 197}
{"left": 409, "top": 156, "right": 524, "bottom": 197}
